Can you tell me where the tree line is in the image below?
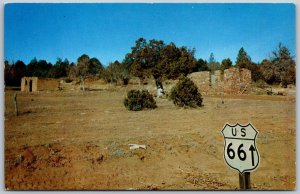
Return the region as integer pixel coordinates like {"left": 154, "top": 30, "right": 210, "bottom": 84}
{"left": 4, "top": 38, "right": 296, "bottom": 88}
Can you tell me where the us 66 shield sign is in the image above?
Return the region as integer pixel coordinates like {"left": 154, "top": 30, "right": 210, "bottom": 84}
{"left": 221, "top": 123, "right": 260, "bottom": 174}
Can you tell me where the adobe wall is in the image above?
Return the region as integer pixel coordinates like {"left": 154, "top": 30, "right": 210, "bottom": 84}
{"left": 21, "top": 77, "right": 59, "bottom": 92}
{"left": 37, "top": 78, "right": 60, "bottom": 91}
{"left": 21, "top": 77, "right": 38, "bottom": 92}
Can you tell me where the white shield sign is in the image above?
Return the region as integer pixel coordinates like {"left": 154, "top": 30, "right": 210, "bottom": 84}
{"left": 221, "top": 123, "right": 260, "bottom": 174}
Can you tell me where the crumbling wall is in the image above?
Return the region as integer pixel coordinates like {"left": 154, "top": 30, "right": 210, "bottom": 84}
{"left": 21, "top": 77, "right": 38, "bottom": 92}
{"left": 188, "top": 71, "right": 211, "bottom": 95}
{"left": 37, "top": 78, "right": 60, "bottom": 91}
{"left": 223, "top": 68, "right": 251, "bottom": 94}
{"left": 212, "top": 70, "right": 224, "bottom": 94}
{"left": 189, "top": 68, "right": 251, "bottom": 95}
{"left": 21, "top": 77, "right": 59, "bottom": 92}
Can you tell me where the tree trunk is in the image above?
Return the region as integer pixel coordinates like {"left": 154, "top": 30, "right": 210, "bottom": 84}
{"left": 82, "top": 80, "right": 85, "bottom": 91}
{"left": 155, "top": 78, "right": 165, "bottom": 97}
{"left": 81, "top": 76, "right": 85, "bottom": 91}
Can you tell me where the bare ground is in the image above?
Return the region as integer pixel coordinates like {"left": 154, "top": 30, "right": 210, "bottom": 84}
{"left": 4, "top": 86, "right": 296, "bottom": 190}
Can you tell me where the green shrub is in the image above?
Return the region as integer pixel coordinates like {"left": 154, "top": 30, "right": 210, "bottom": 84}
{"left": 124, "top": 90, "right": 157, "bottom": 111}
{"left": 170, "top": 76, "right": 203, "bottom": 107}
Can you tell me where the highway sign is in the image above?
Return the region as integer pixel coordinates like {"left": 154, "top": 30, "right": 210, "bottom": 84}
{"left": 221, "top": 123, "right": 260, "bottom": 174}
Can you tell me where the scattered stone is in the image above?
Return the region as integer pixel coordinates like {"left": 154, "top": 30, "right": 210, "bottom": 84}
{"left": 129, "top": 144, "right": 147, "bottom": 150}
{"left": 51, "top": 155, "right": 62, "bottom": 163}
{"left": 96, "top": 154, "right": 104, "bottom": 163}
{"left": 14, "top": 154, "right": 24, "bottom": 166}
{"left": 22, "top": 149, "right": 36, "bottom": 167}
{"left": 140, "top": 156, "right": 145, "bottom": 161}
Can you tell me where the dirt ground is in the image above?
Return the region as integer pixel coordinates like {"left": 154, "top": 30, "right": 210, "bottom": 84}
{"left": 4, "top": 84, "right": 296, "bottom": 190}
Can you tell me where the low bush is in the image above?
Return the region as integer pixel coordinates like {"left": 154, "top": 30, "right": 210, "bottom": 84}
{"left": 170, "top": 76, "right": 203, "bottom": 107}
{"left": 64, "top": 78, "right": 73, "bottom": 83}
{"left": 124, "top": 90, "right": 157, "bottom": 111}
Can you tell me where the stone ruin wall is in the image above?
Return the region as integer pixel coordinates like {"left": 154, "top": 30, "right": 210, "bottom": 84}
{"left": 223, "top": 68, "right": 251, "bottom": 94}
{"left": 37, "top": 78, "right": 60, "bottom": 91}
{"left": 21, "top": 77, "right": 38, "bottom": 92}
{"left": 188, "top": 71, "right": 211, "bottom": 95}
{"left": 21, "top": 77, "right": 59, "bottom": 92}
{"left": 211, "top": 70, "right": 224, "bottom": 94}
{"left": 189, "top": 67, "right": 251, "bottom": 95}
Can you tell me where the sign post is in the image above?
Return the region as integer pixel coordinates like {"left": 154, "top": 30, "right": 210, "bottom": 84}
{"left": 14, "top": 92, "right": 18, "bottom": 116}
{"left": 239, "top": 172, "right": 250, "bottom": 189}
{"left": 221, "top": 123, "right": 260, "bottom": 190}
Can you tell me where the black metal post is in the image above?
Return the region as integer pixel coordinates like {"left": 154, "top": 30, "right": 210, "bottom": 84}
{"left": 239, "top": 172, "right": 251, "bottom": 190}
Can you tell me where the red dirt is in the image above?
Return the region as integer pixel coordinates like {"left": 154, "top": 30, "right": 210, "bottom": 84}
{"left": 4, "top": 86, "right": 296, "bottom": 190}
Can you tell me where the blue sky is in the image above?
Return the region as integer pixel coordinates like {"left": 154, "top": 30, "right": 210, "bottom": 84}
{"left": 4, "top": 3, "right": 295, "bottom": 66}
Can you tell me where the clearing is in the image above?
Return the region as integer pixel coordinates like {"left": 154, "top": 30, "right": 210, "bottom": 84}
{"left": 4, "top": 85, "right": 296, "bottom": 190}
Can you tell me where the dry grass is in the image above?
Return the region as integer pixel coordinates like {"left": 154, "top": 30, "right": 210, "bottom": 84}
{"left": 4, "top": 86, "right": 296, "bottom": 190}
